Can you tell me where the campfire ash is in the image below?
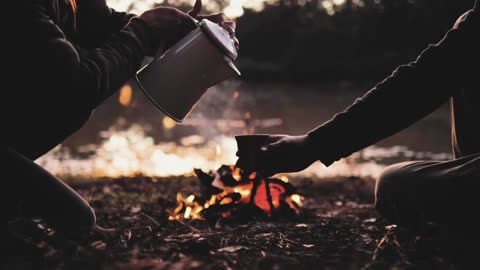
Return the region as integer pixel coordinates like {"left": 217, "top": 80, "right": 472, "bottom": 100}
{"left": 168, "top": 165, "right": 304, "bottom": 221}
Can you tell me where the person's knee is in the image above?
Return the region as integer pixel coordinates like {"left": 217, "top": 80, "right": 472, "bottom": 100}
{"left": 52, "top": 204, "right": 96, "bottom": 234}
{"left": 78, "top": 206, "right": 96, "bottom": 231}
{"left": 62, "top": 206, "right": 96, "bottom": 233}
{"left": 374, "top": 162, "right": 417, "bottom": 220}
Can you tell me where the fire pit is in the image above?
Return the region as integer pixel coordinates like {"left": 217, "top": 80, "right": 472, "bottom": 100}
{"left": 168, "top": 165, "right": 304, "bottom": 221}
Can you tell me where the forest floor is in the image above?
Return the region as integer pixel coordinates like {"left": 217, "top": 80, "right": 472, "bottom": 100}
{"left": 1, "top": 175, "right": 477, "bottom": 270}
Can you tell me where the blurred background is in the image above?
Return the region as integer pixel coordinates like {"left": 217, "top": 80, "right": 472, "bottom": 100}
{"left": 37, "top": 0, "right": 476, "bottom": 179}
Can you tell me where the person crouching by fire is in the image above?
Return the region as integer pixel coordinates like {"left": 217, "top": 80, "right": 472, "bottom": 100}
{"left": 0, "top": 0, "right": 237, "bottom": 235}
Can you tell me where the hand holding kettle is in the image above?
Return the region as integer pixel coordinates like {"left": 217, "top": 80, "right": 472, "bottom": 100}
{"left": 135, "top": 0, "right": 242, "bottom": 123}
{"left": 135, "top": 0, "right": 238, "bottom": 55}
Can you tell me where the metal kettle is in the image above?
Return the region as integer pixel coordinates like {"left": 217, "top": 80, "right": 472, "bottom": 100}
{"left": 135, "top": 18, "right": 241, "bottom": 123}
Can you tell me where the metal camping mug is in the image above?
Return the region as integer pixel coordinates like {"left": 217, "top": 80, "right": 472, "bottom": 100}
{"left": 235, "top": 134, "right": 270, "bottom": 173}
{"left": 135, "top": 18, "right": 241, "bottom": 123}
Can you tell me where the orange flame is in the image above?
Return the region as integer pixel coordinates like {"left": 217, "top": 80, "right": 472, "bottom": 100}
{"left": 285, "top": 194, "right": 304, "bottom": 215}
{"left": 232, "top": 167, "right": 242, "bottom": 181}
{"left": 169, "top": 193, "right": 205, "bottom": 220}
{"left": 168, "top": 167, "right": 305, "bottom": 221}
{"left": 253, "top": 179, "right": 271, "bottom": 214}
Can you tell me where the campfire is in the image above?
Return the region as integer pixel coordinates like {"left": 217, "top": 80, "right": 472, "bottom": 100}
{"left": 168, "top": 165, "right": 304, "bottom": 221}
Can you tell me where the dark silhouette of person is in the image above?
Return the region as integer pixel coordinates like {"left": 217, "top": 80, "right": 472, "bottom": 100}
{"left": 0, "top": 0, "right": 236, "bottom": 234}
{"left": 237, "top": 1, "right": 479, "bottom": 230}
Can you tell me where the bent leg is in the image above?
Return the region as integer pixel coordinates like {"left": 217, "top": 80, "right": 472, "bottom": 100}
{"left": 5, "top": 107, "right": 94, "bottom": 161}
{"left": 1, "top": 145, "right": 96, "bottom": 233}
{"left": 375, "top": 153, "right": 480, "bottom": 229}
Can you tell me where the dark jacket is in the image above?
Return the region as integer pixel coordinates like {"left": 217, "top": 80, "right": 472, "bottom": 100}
{"left": 308, "top": 1, "right": 480, "bottom": 165}
{"left": 2, "top": 0, "right": 150, "bottom": 157}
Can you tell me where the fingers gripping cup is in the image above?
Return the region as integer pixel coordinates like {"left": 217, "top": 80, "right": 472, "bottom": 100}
{"left": 135, "top": 18, "right": 241, "bottom": 122}
{"left": 235, "top": 135, "right": 269, "bottom": 173}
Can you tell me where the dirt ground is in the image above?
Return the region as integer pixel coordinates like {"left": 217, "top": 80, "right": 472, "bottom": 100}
{"left": 0, "top": 176, "right": 477, "bottom": 270}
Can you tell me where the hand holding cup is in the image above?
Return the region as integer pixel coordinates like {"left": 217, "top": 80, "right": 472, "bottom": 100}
{"left": 235, "top": 134, "right": 318, "bottom": 176}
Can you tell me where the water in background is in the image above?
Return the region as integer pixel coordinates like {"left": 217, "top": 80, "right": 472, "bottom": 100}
{"left": 36, "top": 80, "right": 453, "bottom": 179}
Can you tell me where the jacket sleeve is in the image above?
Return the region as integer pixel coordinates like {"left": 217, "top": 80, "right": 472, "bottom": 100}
{"left": 109, "top": 9, "right": 137, "bottom": 31}
{"left": 24, "top": 0, "right": 152, "bottom": 109}
{"left": 307, "top": 6, "right": 479, "bottom": 166}
{"left": 75, "top": 3, "right": 138, "bottom": 48}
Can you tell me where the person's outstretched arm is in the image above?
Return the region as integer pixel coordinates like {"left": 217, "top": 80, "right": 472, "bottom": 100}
{"left": 308, "top": 5, "right": 479, "bottom": 166}
{"left": 240, "top": 2, "right": 479, "bottom": 176}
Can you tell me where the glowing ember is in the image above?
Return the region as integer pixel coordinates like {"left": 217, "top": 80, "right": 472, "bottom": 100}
{"left": 168, "top": 165, "right": 304, "bottom": 221}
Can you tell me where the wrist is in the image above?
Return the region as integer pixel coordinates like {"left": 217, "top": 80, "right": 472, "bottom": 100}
{"left": 126, "top": 17, "right": 155, "bottom": 56}
{"left": 305, "top": 131, "right": 335, "bottom": 167}
{"left": 109, "top": 8, "right": 136, "bottom": 29}
{"left": 303, "top": 134, "right": 320, "bottom": 164}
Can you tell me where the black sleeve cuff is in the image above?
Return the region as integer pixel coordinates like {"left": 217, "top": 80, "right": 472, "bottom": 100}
{"left": 124, "top": 17, "right": 154, "bottom": 56}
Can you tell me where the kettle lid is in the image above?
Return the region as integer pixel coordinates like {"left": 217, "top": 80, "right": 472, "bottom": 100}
{"left": 199, "top": 19, "right": 238, "bottom": 60}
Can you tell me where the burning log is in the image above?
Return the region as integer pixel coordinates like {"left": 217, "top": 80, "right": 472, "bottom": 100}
{"left": 168, "top": 165, "right": 304, "bottom": 221}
